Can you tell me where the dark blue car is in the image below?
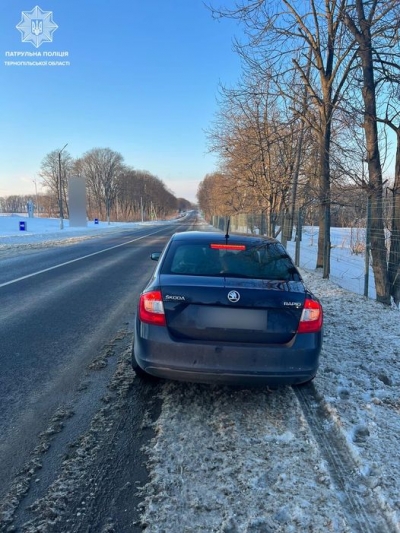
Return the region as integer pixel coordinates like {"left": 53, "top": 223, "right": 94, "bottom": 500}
{"left": 133, "top": 231, "right": 323, "bottom": 386}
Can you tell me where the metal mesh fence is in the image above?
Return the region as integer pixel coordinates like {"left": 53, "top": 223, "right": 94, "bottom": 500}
{"left": 209, "top": 197, "right": 400, "bottom": 302}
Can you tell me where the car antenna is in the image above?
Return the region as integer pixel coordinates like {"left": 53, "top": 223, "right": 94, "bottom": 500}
{"left": 225, "top": 216, "right": 230, "bottom": 242}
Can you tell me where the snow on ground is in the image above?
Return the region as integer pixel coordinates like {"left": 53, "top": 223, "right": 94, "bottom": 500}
{"left": 0, "top": 214, "right": 172, "bottom": 252}
{"left": 2, "top": 215, "right": 400, "bottom": 531}
{"left": 138, "top": 271, "right": 400, "bottom": 532}
{"left": 140, "top": 383, "right": 352, "bottom": 532}
{"left": 302, "top": 272, "right": 400, "bottom": 525}
{"left": 284, "top": 226, "right": 378, "bottom": 300}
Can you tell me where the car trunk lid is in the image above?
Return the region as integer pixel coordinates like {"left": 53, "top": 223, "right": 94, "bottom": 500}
{"left": 160, "top": 274, "right": 305, "bottom": 344}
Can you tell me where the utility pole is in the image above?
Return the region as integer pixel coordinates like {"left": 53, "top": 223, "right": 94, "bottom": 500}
{"left": 32, "top": 176, "right": 39, "bottom": 217}
{"left": 58, "top": 143, "right": 68, "bottom": 229}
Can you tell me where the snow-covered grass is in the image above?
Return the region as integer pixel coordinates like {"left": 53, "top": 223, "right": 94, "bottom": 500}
{"left": 285, "top": 226, "right": 378, "bottom": 300}
{"left": 0, "top": 214, "right": 173, "bottom": 251}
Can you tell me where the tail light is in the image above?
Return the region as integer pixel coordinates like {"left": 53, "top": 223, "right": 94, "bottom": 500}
{"left": 139, "top": 291, "right": 166, "bottom": 326}
{"left": 298, "top": 299, "right": 323, "bottom": 333}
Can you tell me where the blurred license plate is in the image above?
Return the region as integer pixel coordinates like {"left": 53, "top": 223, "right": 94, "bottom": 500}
{"left": 199, "top": 307, "right": 267, "bottom": 330}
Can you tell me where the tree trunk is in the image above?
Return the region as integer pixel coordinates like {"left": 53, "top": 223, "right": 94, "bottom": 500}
{"left": 358, "top": 32, "right": 390, "bottom": 303}
{"left": 342, "top": 1, "right": 390, "bottom": 304}
{"left": 316, "top": 120, "right": 331, "bottom": 277}
{"left": 389, "top": 130, "right": 400, "bottom": 305}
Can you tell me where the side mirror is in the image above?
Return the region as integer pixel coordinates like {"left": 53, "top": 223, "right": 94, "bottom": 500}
{"left": 150, "top": 252, "right": 161, "bottom": 261}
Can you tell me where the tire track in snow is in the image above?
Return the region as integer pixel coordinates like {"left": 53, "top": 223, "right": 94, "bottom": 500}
{"left": 294, "top": 383, "right": 395, "bottom": 533}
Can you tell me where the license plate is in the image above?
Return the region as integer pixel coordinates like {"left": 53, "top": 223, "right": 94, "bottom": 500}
{"left": 198, "top": 307, "right": 267, "bottom": 330}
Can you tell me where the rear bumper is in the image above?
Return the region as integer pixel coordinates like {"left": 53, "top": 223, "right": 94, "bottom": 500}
{"left": 134, "top": 321, "right": 322, "bottom": 386}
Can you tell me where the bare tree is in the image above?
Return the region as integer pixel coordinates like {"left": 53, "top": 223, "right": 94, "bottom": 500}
{"left": 209, "top": 0, "right": 361, "bottom": 277}
{"left": 0, "top": 195, "right": 35, "bottom": 213}
{"left": 197, "top": 172, "right": 238, "bottom": 219}
{"left": 115, "top": 169, "right": 178, "bottom": 221}
{"left": 208, "top": 75, "right": 305, "bottom": 235}
{"left": 342, "top": 0, "right": 400, "bottom": 304}
{"left": 380, "top": 105, "right": 400, "bottom": 305}
{"left": 177, "top": 198, "right": 193, "bottom": 212}
{"left": 39, "top": 149, "right": 74, "bottom": 217}
{"left": 75, "top": 148, "right": 124, "bottom": 224}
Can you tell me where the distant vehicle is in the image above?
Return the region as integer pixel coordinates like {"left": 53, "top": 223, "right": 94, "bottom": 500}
{"left": 132, "top": 231, "right": 323, "bottom": 386}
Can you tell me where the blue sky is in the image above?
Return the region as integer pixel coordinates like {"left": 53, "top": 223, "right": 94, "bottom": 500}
{"left": 0, "top": 1, "right": 243, "bottom": 203}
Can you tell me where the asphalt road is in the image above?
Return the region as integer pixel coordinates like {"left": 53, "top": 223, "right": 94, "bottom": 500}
{"left": 0, "top": 218, "right": 196, "bottom": 526}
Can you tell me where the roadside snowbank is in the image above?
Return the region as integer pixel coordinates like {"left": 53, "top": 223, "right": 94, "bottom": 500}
{"left": 0, "top": 215, "right": 174, "bottom": 251}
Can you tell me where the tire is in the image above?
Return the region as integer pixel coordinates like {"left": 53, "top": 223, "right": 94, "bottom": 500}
{"left": 131, "top": 345, "right": 159, "bottom": 382}
{"left": 131, "top": 348, "right": 147, "bottom": 377}
{"left": 293, "top": 375, "right": 316, "bottom": 387}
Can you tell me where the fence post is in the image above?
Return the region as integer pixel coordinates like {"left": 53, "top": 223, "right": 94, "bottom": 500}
{"left": 323, "top": 204, "right": 331, "bottom": 279}
{"left": 364, "top": 197, "right": 371, "bottom": 298}
{"left": 260, "top": 213, "right": 266, "bottom": 235}
{"left": 295, "top": 209, "right": 302, "bottom": 266}
{"left": 281, "top": 211, "right": 291, "bottom": 247}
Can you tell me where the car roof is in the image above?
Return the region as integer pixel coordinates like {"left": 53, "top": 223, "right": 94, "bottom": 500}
{"left": 171, "top": 231, "right": 279, "bottom": 245}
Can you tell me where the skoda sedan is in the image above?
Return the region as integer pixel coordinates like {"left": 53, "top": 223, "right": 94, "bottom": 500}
{"left": 132, "top": 231, "right": 323, "bottom": 386}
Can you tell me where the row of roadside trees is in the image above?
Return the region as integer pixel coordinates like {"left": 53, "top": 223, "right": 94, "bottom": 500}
{"left": 198, "top": 0, "right": 400, "bottom": 306}
{"left": 37, "top": 147, "right": 191, "bottom": 222}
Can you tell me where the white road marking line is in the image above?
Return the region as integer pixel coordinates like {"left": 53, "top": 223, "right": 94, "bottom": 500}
{"left": 0, "top": 226, "right": 170, "bottom": 289}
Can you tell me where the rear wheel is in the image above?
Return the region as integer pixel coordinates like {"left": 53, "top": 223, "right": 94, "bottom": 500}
{"left": 131, "top": 344, "right": 159, "bottom": 381}
{"left": 131, "top": 348, "right": 147, "bottom": 377}
{"left": 293, "top": 375, "right": 316, "bottom": 387}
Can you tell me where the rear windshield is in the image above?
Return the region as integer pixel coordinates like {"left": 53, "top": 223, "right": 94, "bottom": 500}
{"left": 161, "top": 241, "right": 300, "bottom": 281}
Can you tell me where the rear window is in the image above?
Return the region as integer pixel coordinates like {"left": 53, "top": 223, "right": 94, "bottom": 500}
{"left": 161, "top": 241, "right": 300, "bottom": 280}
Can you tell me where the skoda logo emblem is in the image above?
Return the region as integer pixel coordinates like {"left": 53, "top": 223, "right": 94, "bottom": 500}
{"left": 227, "top": 290, "right": 240, "bottom": 303}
